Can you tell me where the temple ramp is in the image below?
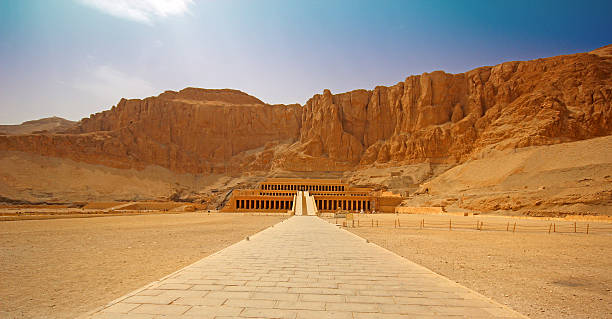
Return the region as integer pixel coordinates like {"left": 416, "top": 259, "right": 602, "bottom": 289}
{"left": 303, "top": 191, "right": 318, "bottom": 216}
{"left": 292, "top": 191, "right": 304, "bottom": 216}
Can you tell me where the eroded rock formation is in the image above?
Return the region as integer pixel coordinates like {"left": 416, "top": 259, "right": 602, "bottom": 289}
{"left": 263, "top": 48, "right": 612, "bottom": 171}
{"left": 0, "top": 89, "right": 302, "bottom": 173}
{"left": 0, "top": 48, "right": 611, "bottom": 176}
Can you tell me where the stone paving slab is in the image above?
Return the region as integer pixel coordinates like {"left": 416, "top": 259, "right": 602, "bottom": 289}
{"left": 87, "top": 216, "right": 527, "bottom": 318}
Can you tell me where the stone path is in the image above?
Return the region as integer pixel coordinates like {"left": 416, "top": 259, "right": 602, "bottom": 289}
{"left": 88, "top": 216, "right": 526, "bottom": 318}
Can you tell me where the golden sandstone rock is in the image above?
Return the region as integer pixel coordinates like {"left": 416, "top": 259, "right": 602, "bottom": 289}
{"left": 0, "top": 48, "right": 610, "bottom": 176}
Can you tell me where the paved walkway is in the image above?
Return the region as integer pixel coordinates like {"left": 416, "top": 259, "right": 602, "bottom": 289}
{"left": 88, "top": 216, "right": 526, "bottom": 318}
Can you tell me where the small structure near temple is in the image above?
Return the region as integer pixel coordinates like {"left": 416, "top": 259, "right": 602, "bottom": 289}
{"left": 221, "top": 178, "right": 403, "bottom": 214}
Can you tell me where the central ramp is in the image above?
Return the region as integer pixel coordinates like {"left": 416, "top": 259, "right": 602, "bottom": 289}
{"left": 292, "top": 191, "right": 318, "bottom": 216}
{"left": 89, "top": 217, "right": 525, "bottom": 318}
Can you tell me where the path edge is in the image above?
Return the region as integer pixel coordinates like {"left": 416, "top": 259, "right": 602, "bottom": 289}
{"left": 78, "top": 216, "right": 291, "bottom": 319}
{"left": 326, "top": 217, "right": 530, "bottom": 319}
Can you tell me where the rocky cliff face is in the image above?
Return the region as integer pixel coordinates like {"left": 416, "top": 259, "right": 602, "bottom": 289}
{"left": 276, "top": 51, "right": 611, "bottom": 172}
{"left": 0, "top": 49, "right": 610, "bottom": 175}
{"left": 0, "top": 89, "right": 302, "bottom": 174}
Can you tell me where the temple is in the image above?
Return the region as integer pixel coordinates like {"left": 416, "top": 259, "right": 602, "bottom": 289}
{"left": 221, "top": 178, "right": 402, "bottom": 214}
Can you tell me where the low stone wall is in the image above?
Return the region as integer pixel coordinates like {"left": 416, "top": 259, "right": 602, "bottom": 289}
{"left": 395, "top": 206, "right": 444, "bottom": 214}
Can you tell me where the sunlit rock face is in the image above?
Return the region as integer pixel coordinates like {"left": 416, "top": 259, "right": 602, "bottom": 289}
{"left": 1, "top": 48, "right": 611, "bottom": 175}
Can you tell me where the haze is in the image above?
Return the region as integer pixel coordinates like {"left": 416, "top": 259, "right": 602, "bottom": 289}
{"left": 0, "top": 0, "right": 610, "bottom": 124}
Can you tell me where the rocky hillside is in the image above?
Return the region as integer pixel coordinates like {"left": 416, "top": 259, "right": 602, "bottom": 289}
{"left": 278, "top": 48, "right": 611, "bottom": 171}
{"left": 407, "top": 135, "right": 612, "bottom": 216}
{"left": 0, "top": 89, "right": 302, "bottom": 173}
{"left": 0, "top": 47, "right": 610, "bottom": 205}
{"left": 0, "top": 117, "right": 76, "bottom": 135}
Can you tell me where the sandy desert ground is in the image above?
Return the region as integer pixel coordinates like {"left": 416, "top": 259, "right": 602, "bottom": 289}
{"left": 0, "top": 213, "right": 286, "bottom": 319}
{"left": 1, "top": 210, "right": 610, "bottom": 318}
{"left": 328, "top": 213, "right": 612, "bottom": 319}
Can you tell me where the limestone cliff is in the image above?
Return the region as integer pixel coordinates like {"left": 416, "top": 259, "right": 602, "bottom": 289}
{"left": 275, "top": 50, "right": 611, "bottom": 171}
{"left": 0, "top": 88, "right": 302, "bottom": 174}
{"left": 0, "top": 48, "right": 610, "bottom": 176}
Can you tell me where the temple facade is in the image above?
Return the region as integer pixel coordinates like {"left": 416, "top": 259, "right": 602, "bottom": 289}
{"left": 221, "top": 178, "right": 402, "bottom": 214}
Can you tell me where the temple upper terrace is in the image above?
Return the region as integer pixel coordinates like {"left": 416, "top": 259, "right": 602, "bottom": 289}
{"left": 259, "top": 178, "right": 347, "bottom": 192}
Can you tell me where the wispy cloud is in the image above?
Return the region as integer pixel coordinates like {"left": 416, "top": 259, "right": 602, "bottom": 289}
{"left": 78, "top": 0, "right": 193, "bottom": 24}
{"left": 73, "top": 65, "right": 158, "bottom": 101}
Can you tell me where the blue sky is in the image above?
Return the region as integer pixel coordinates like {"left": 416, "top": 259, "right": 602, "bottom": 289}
{"left": 1, "top": 0, "right": 610, "bottom": 124}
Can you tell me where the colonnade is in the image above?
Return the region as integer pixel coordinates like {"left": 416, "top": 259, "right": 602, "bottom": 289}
{"left": 235, "top": 199, "right": 293, "bottom": 210}
{"left": 316, "top": 199, "right": 370, "bottom": 211}
{"left": 260, "top": 192, "right": 293, "bottom": 196}
{"left": 261, "top": 184, "right": 345, "bottom": 192}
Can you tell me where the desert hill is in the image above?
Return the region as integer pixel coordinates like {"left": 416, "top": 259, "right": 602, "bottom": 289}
{"left": 404, "top": 135, "right": 612, "bottom": 216}
{"left": 0, "top": 46, "right": 610, "bottom": 214}
{"left": 0, "top": 117, "right": 76, "bottom": 135}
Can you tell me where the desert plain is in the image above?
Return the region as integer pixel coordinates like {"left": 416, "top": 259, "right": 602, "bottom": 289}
{"left": 1, "top": 211, "right": 611, "bottom": 318}
{"left": 0, "top": 213, "right": 286, "bottom": 318}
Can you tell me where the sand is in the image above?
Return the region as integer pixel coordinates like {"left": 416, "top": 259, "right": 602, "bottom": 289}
{"left": 1, "top": 209, "right": 610, "bottom": 318}
{"left": 0, "top": 213, "right": 286, "bottom": 318}
{"left": 334, "top": 214, "right": 612, "bottom": 319}
{"left": 406, "top": 135, "right": 612, "bottom": 217}
{"left": 0, "top": 150, "right": 220, "bottom": 204}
